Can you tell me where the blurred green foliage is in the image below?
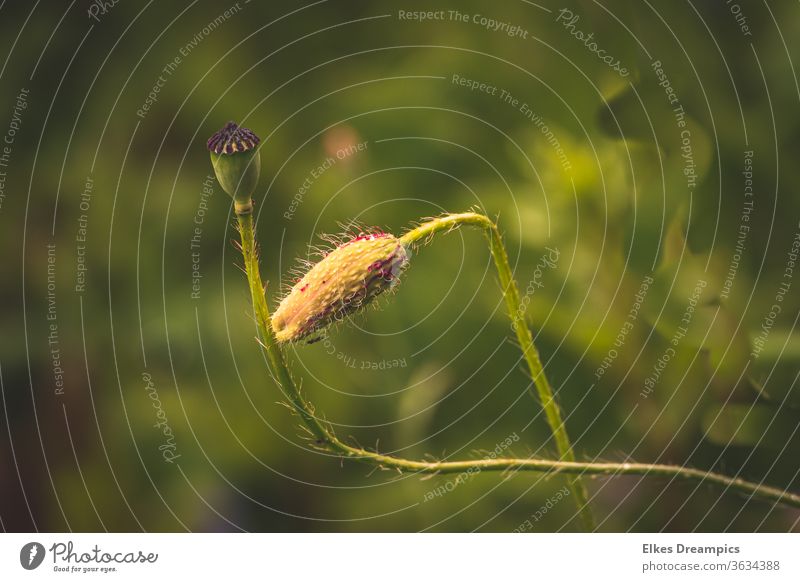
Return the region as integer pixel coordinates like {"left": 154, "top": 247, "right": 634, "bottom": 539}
{"left": 1, "top": 0, "right": 799, "bottom": 532}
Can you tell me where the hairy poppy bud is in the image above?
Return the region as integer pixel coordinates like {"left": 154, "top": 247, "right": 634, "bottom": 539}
{"left": 207, "top": 121, "right": 261, "bottom": 214}
{"left": 272, "top": 232, "right": 409, "bottom": 342}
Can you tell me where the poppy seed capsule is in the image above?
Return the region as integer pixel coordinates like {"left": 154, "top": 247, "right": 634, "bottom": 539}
{"left": 207, "top": 121, "right": 261, "bottom": 214}
{"left": 272, "top": 232, "right": 409, "bottom": 342}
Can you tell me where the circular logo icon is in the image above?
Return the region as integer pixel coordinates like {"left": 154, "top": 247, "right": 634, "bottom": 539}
{"left": 19, "top": 542, "right": 45, "bottom": 570}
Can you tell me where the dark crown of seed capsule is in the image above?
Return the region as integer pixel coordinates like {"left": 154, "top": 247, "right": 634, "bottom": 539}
{"left": 206, "top": 121, "right": 260, "bottom": 155}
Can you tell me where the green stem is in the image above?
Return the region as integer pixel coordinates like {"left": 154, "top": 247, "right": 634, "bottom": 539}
{"left": 399, "top": 212, "right": 594, "bottom": 529}
{"left": 236, "top": 211, "right": 331, "bottom": 445}
{"left": 235, "top": 208, "right": 800, "bottom": 517}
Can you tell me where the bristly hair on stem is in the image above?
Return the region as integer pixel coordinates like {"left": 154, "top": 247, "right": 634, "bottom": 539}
{"left": 232, "top": 208, "right": 800, "bottom": 531}
{"left": 399, "top": 212, "right": 595, "bottom": 530}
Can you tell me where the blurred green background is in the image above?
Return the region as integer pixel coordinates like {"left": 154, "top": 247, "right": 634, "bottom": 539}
{"left": 1, "top": 0, "right": 799, "bottom": 532}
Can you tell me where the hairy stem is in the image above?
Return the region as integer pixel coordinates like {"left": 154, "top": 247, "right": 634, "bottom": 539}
{"left": 400, "top": 212, "right": 594, "bottom": 529}
{"left": 237, "top": 211, "right": 330, "bottom": 444}
{"left": 236, "top": 209, "right": 800, "bottom": 516}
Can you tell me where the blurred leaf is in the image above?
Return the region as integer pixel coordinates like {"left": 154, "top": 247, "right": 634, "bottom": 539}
{"left": 702, "top": 403, "right": 782, "bottom": 448}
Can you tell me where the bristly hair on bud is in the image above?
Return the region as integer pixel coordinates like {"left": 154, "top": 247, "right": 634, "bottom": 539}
{"left": 207, "top": 121, "right": 261, "bottom": 214}
{"left": 272, "top": 229, "right": 409, "bottom": 343}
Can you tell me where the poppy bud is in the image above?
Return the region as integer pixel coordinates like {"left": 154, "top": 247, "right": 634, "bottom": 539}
{"left": 207, "top": 121, "right": 261, "bottom": 214}
{"left": 272, "top": 232, "right": 409, "bottom": 342}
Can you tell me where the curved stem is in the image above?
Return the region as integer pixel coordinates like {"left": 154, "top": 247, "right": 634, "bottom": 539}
{"left": 237, "top": 211, "right": 330, "bottom": 445}
{"left": 235, "top": 209, "right": 800, "bottom": 516}
{"left": 400, "top": 212, "right": 594, "bottom": 529}
{"left": 315, "top": 446, "right": 800, "bottom": 510}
